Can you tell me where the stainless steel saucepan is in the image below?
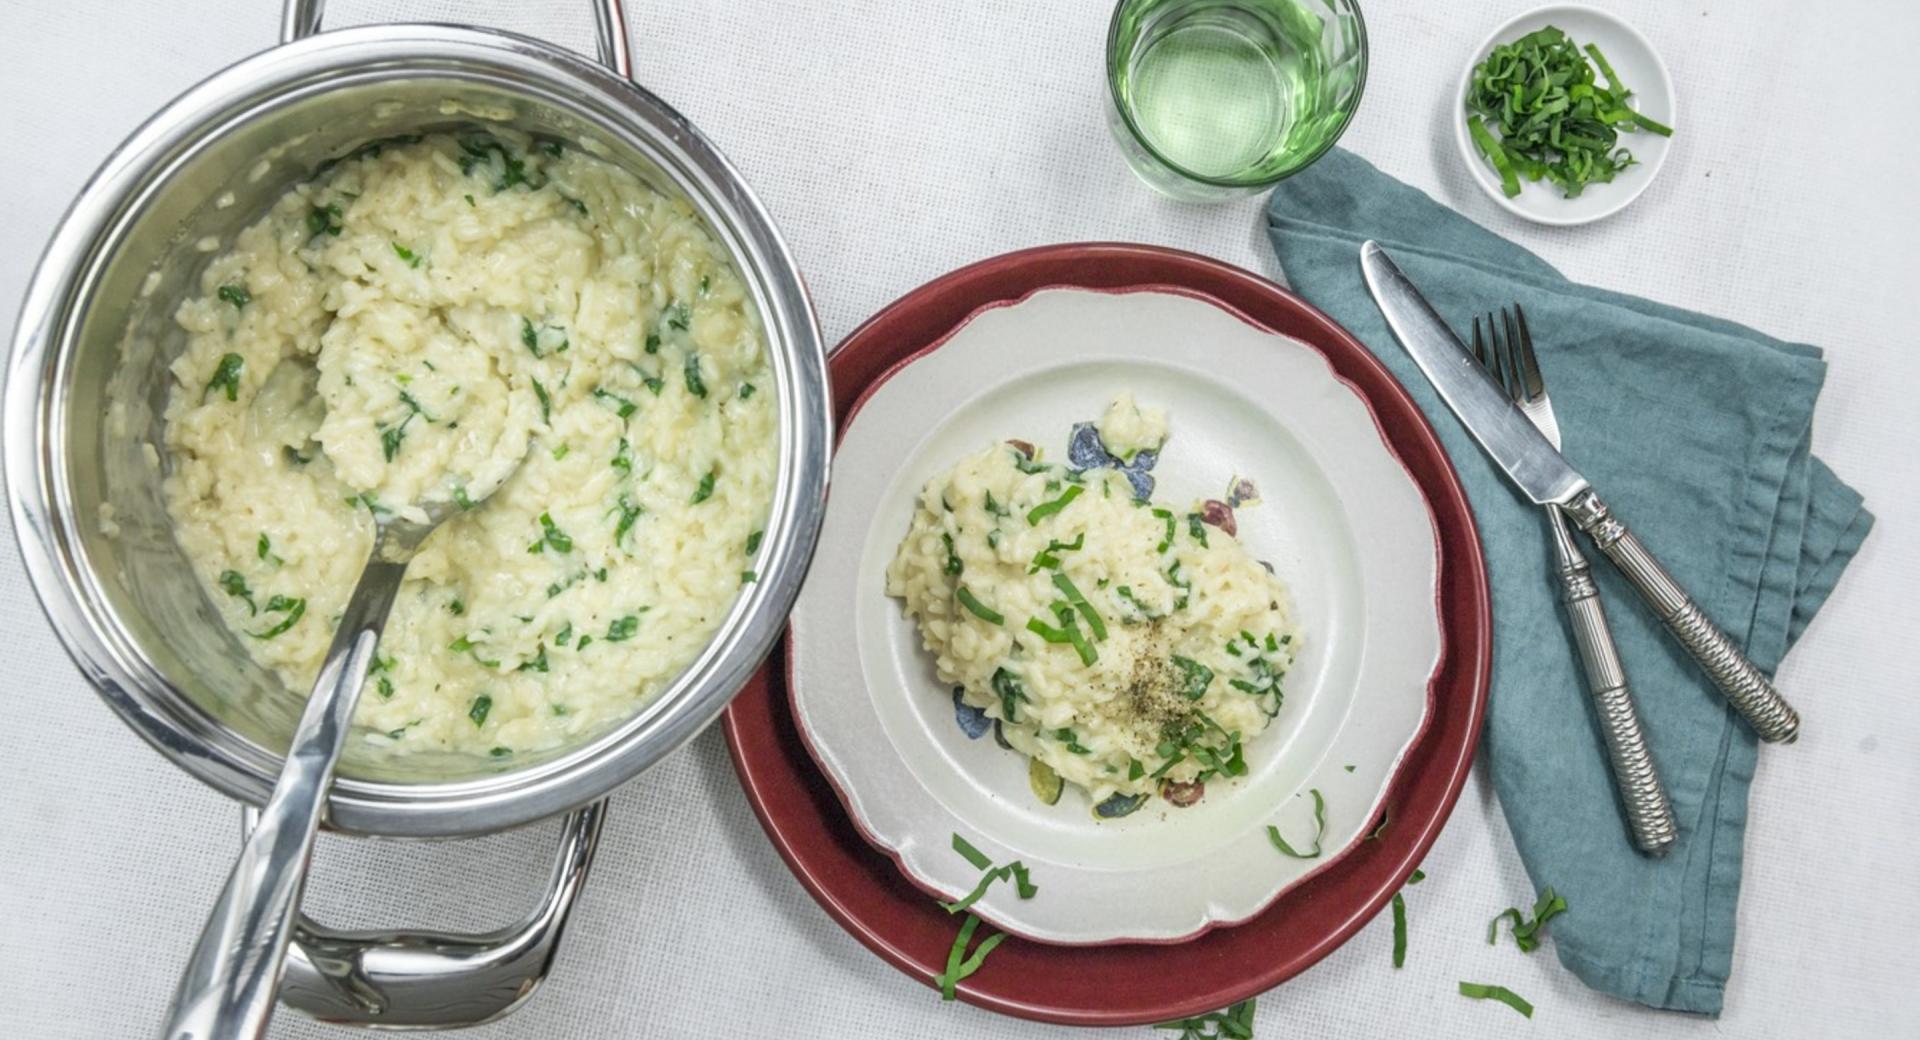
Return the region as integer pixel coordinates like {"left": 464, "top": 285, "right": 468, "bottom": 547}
{"left": 3, "top": 0, "right": 830, "bottom": 1029}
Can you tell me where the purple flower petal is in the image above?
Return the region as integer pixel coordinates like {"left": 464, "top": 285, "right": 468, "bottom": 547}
{"left": 1200, "top": 499, "right": 1237, "bottom": 537}
{"left": 1122, "top": 467, "right": 1155, "bottom": 500}
{"left": 1067, "top": 422, "right": 1112, "bottom": 471}
{"left": 952, "top": 687, "right": 990, "bottom": 739}
{"left": 1095, "top": 792, "right": 1147, "bottom": 818}
{"left": 1162, "top": 780, "right": 1206, "bottom": 807}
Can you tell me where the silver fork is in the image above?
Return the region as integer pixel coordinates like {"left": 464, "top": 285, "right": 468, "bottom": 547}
{"left": 1476, "top": 306, "right": 1678, "bottom": 856}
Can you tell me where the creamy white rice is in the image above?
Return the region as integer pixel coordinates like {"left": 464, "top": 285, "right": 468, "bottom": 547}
{"left": 886, "top": 403, "right": 1299, "bottom": 811}
{"left": 161, "top": 130, "right": 775, "bottom": 759}
{"left": 1094, "top": 392, "right": 1167, "bottom": 461}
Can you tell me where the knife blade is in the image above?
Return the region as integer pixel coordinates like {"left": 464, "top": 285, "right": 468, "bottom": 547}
{"left": 1359, "top": 241, "right": 1588, "bottom": 506}
{"left": 1358, "top": 239, "right": 1801, "bottom": 744}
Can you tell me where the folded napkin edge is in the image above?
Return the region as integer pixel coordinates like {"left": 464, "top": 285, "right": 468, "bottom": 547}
{"left": 1722, "top": 349, "right": 1825, "bottom": 672}
{"left": 1790, "top": 505, "right": 1875, "bottom": 643}
{"left": 1266, "top": 221, "right": 1830, "bottom": 367}
{"left": 1555, "top": 942, "right": 1726, "bottom": 1017}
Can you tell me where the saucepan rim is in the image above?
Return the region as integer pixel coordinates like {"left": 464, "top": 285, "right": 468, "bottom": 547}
{"left": 2, "top": 21, "right": 831, "bottom": 838}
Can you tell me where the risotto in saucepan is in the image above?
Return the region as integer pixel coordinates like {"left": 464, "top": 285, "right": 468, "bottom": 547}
{"left": 161, "top": 130, "right": 775, "bottom": 759}
{"left": 886, "top": 395, "right": 1300, "bottom": 816}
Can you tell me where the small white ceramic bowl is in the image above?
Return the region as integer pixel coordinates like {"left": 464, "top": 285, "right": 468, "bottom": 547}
{"left": 1452, "top": 4, "right": 1676, "bottom": 225}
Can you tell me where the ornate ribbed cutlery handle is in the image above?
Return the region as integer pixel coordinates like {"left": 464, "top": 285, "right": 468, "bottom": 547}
{"left": 1550, "top": 508, "right": 1677, "bottom": 855}
{"left": 1564, "top": 491, "right": 1801, "bottom": 744}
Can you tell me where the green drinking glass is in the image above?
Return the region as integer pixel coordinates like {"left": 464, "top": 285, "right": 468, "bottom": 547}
{"left": 1106, "top": 0, "right": 1368, "bottom": 201}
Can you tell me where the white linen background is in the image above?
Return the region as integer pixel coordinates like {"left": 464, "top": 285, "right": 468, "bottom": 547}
{"left": 1, "top": 0, "right": 1915, "bottom": 1037}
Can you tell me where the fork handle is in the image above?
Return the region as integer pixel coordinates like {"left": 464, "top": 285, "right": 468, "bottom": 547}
{"left": 1564, "top": 490, "right": 1800, "bottom": 744}
{"left": 1548, "top": 507, "right": 1677, "bottom": 855}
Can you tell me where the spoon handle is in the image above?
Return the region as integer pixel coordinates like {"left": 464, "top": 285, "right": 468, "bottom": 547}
{"left": 160, "top": 556, "right": 409, "bottom": 1040}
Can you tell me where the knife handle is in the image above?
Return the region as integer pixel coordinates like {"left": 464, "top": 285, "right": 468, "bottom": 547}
{"left": 1564, "top": 491, "right": 1800, "bottom": 744}
{"left": 1547, "top": 507, "right": 1677, "bottom": 855}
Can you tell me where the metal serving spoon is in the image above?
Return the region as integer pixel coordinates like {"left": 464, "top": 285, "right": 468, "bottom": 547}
{"left": 160, "top": 470, "right": 514, "bottom": 1040}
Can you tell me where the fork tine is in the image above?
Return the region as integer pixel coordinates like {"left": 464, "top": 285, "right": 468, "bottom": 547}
{"left": 1487, "top": 310, "right": 1518, "bottom": 402}
{"left": 1511, "top": 303, "right": 1544, "bottom": 399}
{"left": 1506, "top": 310, "right": 1530, "bottom": 404}
{"left": 1471, "top": 315, "right": 1486, "bottom": 366}
{"left": 1497, "top": 308, "right": 1521, "bottom": 400}
{"left": 1489, "top": 314, "right": 1505, "bottom": 391}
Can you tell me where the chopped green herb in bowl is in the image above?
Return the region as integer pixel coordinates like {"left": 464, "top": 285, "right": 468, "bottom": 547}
{"left": 1455, "top": 11, "right": 1676, "bottom": 223}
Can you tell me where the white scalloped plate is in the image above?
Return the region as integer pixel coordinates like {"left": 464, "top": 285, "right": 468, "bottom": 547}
{"left": 789, "top": 287, "right": 1440, "bottom": 944}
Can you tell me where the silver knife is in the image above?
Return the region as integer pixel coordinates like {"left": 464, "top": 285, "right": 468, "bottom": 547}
{"left": 1360, "top": 241, "right": 1799, "bottom": 744}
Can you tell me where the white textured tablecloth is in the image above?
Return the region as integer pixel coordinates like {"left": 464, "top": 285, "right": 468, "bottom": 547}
{"left": 2, "top": 1, "right": 1915, "bottom": 1037}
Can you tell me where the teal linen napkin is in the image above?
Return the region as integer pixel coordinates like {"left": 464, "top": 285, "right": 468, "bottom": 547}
{"left": 1265, "top": 149, "right": 1872, "bottom": 1015}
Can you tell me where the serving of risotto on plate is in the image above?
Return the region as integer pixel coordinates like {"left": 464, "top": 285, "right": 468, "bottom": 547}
{"left": 159, "top": 130, "right": 777, "bottom": 759}
{"left": 886, "top": 394, "right": 1300, "bottom": 816}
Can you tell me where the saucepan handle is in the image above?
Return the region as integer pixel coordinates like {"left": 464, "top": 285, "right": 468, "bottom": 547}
{"left": 279, "top": 0, "right": 634, "bottom": 79}
{"left": 250, "top": 799, "right": 608, "bottom": 1029}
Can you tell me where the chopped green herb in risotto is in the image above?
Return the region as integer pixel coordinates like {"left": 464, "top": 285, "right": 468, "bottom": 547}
{"left": 161, "top": 130, "right": 775, "bottom": 758}
{"left": 885, "top": 402, "right": 1299, "bottom": 810}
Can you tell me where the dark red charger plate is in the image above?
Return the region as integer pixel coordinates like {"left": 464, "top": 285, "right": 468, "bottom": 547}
{"left": 722, "top": 243, "right": 1490, "bottom": 1026}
